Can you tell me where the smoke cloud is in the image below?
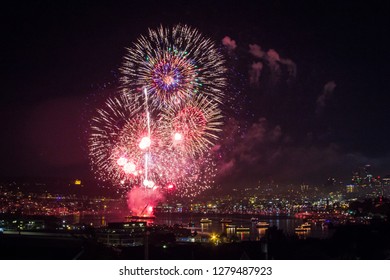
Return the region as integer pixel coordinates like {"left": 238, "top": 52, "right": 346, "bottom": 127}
{"left": 222, "top": 36, "right": 237, "bottom": 51}
{"left": 215, "top": 116, "right": 384, "bottom": 186}
{"left": 249, "top": 62, "right": 263, "bottom": 86}
{"left": 248, "top": 44, "right": 296, "bottom": 88}
{"left": 316, "top": 81, "right": 337, "bottom": 114}
{"left": 126, "top": 187, "right": 164, "bottom": 216}
{"left": 249, "top": 44, "right": 265, "bottom": 58}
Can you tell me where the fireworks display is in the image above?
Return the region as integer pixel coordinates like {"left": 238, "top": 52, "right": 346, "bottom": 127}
{"left": 89, "top": 24, "right": 226, "bottom": 214}
{"left": 120, "top": 24, "right": 226, "bottom": 109}
{"left": 160, "top": 94, "right": 223, "bottom": 157}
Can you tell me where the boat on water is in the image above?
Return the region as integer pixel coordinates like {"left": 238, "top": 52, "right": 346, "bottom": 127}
{"left": 294, "top": 212, "right": 314, "bottom": 219}
{"left": 236, "top": 226, "right": 250, "bottom": 232}
{"left": 300, "top": 222, "right": 311, "bottom": 229}
{"left": 200, "top": 218, "right": 212, "bottom": 223}
{"left": 220, "top": 218, "right": 233, "bottom": 223}
{"left": 226, "top": 224, "right": 236, "bottom": 229}
{"left": 295, "top": 222, "right": 312, "bottom": 232}
{"left": 126, "top": 215, "right": 156, "bottom": 221}
{"left": 255, "top": 221, "right": 270, "bottom": 228}
{"left": 250, "top": 217, "right": 259, "bottom": 222}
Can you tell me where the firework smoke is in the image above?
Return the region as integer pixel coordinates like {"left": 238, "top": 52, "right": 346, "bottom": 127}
{"left": 126, "top": 186, "right": 164, "bottom": 216}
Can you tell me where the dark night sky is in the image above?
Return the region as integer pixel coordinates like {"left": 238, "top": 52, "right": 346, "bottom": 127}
{"left": 1, "top": 0, "right": 389, "bottom": 187}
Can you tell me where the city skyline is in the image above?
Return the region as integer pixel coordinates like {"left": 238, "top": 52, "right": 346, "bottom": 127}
{"left": 1, "top": 0, "right": 389, "bottom": 190}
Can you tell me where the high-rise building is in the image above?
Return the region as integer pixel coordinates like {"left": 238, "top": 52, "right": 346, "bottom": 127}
{"left": 382, "top": 176, "right": 390, "bottom": 197}
{"left": 346, "top": 184, "right": 355, "bottom": 193}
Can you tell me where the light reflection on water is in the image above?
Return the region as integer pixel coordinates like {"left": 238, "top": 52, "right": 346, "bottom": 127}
{"left": 67, "top": 213, "right": 334, "bottom": 240}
